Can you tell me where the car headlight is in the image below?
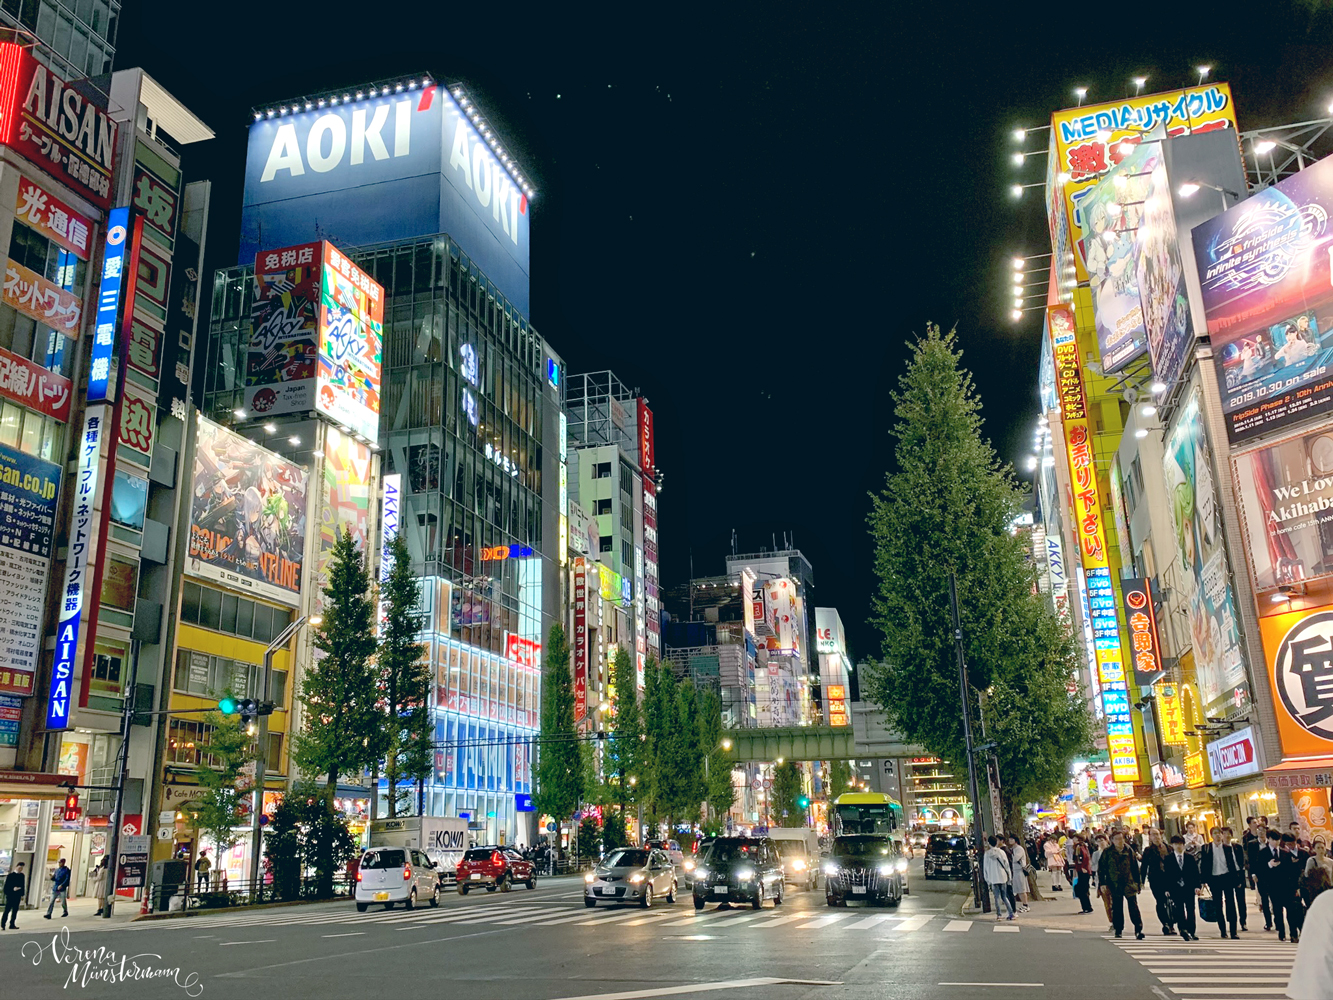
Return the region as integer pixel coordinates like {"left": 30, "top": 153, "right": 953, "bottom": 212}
{"left": 683, "top": 859, "right": 695, "bottom": 871}
{"left": 877, "top": 863, "right": 893, "bottom": 875}
{"left": 585, "top": 873, "right": 596, "bottom": 884}
{"left": 735, "top": 867, "right": 755, "bottom": 881}
{"left": 824, "top": 862, "right": 840, "bottom": 876}
{"left": 693, "top": 868, "right": 708, "bottom": 881}
{"left": 791, "top": 858, "right": 806, "bottom": 871}
{"left": 896, "top": 859, "right": 908, "bottom": 872}
{"left": 629, "top": 873, "right": 645, "bottom": 883}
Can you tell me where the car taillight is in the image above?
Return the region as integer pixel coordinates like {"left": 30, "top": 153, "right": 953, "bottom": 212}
{"left": 403, "top": 865, "right": 413, "bottom": 880}
{"left": 492, "top": 851, "right": 501, "bottom": 865}
{"left": 355, "top": 871, "right": 362, "bottom": 882}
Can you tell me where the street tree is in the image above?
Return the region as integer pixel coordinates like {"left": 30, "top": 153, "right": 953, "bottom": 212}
{"left": 866, "top": 323, "right": 1093, "bottom": 832}
{"left": 377, "top": 533, "right": 431, "bottom": 817}
{"left": 696, "top": 687, "right": 735, "bottom": 832}
{"left": 771, "top": 760, "right": 804, "bottom": 825}
{"left": 293, "top": 527, "right": 380, "bottom": 802}
{"left": 602, "top": 647, "right": 642, "bottom": 831}
{"left": 185, "top": 708, "right": 258, "bottom": 882}
{"left": 827, "top": 759, "right": 854, "bottom": 798}
{"left": 535, "top": 623, "right": 583, "bottom": 822}
{"left": 639, "top": 654, "right": 676, "bottom": 828}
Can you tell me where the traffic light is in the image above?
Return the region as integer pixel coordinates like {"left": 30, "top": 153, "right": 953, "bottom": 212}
{"left": 798, "top": 796, "right": 811, "bottom": 810}
{"left": 62, "top": 792, "right": 80, "bottom": 822}
{"left": 218, "top": 696, "right": 240, "bottom": 715}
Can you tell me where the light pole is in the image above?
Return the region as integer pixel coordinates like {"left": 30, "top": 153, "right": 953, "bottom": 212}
{"left": 702, "top": 738, "right": 733, "bottom": 833}
{"left": 248, "top": 613, "right": 319, "bottom": 900}
{"left": 949, "top": 571, "right": 987, "bottom": 912}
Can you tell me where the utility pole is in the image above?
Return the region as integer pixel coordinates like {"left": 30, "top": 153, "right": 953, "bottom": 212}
{"left": 950, "top": 571, "right": 987, "bottom": 913}
{"left": 102, "top": 638, "right": 141, "bottom": 918}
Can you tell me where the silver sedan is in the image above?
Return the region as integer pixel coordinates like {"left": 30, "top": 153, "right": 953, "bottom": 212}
{"left": 584, "top": 847, "right": 678, "bottom": 908}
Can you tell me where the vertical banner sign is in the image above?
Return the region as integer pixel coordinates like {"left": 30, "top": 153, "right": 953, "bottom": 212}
{"left": 573, "top": 558, "right": 588, "bottom": 724}
{"left": 378, "top": 473, "right": 401, "bottom": 634}
{"left": 0, "top": 444, "right": 59, "bottom": 696}
{"left": 1157, "top": 684, "right": 1188, "bottom": 746}
{"left": 87, "top": 208, "right": 129, "bottom": 402}
{"left": 1050, "top": 304, "right": 1141, "bottom": 782}
{"left": 47, "top": 406, "right": 105, "bottom": 729}
{"left": 1123, "top": 578, "right": 1165, "bottom": 688}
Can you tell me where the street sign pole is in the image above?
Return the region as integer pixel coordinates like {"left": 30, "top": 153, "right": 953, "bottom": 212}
{"left": 950, "top": 571, "right": 988, "bottom": 914}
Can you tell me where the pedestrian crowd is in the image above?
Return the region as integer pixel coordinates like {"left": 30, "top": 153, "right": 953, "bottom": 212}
{"left": 988, "top": 816, "right": 1330, "bottom": 944}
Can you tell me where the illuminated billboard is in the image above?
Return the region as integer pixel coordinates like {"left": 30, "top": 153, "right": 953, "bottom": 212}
{"left": 318, "top": 244, "right": 383, "bottom": 440}
{"left": 1193, "top": 152, "right": 1333, "bottom": 442}
{"left": 1163, "top": 390, "right": 1247, "bottom": 719}
{"left": 241, "top": 83, "right": 531, "bottom": 315}
{"left": 1260, "top": 604, "right": 1333, "bottom": 756}
{"left": 1233, "top": 425, "right": 1333, "bottom": 593}
{"left": 1078, "top": 142, "right": 1154, "bottom": 372}
{"left": 1047, "top": 85, "right": 1237, "bottom": 285}
{"left": 186, "top": 415, "right": 309, "bottom": 606}
{"left": 1049, "top": 305, "right": 1140, "bottom": 783}
{"left": 249, "top": 241, "right": 383, "bottom": 439}
{"left": 1136, "top": 144, "right": 1196, "bottom": 389}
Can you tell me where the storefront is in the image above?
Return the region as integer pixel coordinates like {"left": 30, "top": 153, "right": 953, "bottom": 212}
{"left": 1205, "top": 726, "right": 1271, "bottom": 830}
{"left": 0, "top": 771, "right": 77, "bottom": 907}
{"left": 1263, "top": 759, "right": 1333, "bottom": 845}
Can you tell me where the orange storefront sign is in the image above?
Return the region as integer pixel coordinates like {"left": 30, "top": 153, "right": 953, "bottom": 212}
{"left": 1260, "top": 605, "right": 1333, "bottom": 757}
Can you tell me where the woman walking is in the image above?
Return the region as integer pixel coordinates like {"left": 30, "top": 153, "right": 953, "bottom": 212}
{"left": 1045, "top": 833, "right": 1067, "bottom": 891}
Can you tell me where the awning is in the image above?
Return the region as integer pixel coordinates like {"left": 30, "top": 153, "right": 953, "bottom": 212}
{"left": 0, "top": 769, "right": 75, "bottom": 801}
{"left": 1263, "top": 756, "right": 1333, "bottom": 790}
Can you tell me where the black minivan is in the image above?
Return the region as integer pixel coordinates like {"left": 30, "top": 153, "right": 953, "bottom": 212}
{"left": 923, "top": 833, "right": 973, "bottom": 880}
{"left": 691, "top": 837, "right": 785, "bottom": 910}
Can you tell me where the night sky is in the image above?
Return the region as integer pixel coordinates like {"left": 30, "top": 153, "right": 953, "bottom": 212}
{"left": 119, "top": 3, "right": 1333, "bottom": 661}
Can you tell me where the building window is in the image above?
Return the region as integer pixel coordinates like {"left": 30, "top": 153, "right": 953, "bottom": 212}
{"left": 595, "top": 462, "right": 612, "bottom": 479}
{"left": 596, "top": 498, "right": 612, "bottom": 516}
{"left": 600, "top": 536, "right": 613, "bottom": 553}
{"left": 0, "top": 399, "right": 62, "bottom": 462}
{"left": 180, "top": 580, "right": 294, "bottom": 643}
{"left": 173, "top": 649, "right": 262, "bottom": 701}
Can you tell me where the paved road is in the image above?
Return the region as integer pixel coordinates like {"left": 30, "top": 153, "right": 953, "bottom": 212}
{"left": 0, "top": 860, "right": 1297, "bottom": 999}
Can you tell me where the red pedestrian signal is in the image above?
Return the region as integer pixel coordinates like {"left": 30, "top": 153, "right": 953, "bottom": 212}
{"left": 62, "top": 792, "right": 80, "bottom": 822}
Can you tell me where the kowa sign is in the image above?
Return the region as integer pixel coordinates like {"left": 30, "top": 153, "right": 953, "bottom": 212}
{"left": 241, "top": 83, "right": 531, "bottom": 314}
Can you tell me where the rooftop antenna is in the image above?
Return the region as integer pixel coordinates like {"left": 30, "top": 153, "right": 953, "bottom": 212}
{"left": 731, "top": 528, "right": 737, "bottom": 558}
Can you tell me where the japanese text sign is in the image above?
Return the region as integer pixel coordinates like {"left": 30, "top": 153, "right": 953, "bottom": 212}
{"left": 47, "top": 405, "right": 104, "bottom": 728}
{"left": 0, "top": 443, "right": 59, "bottom": 697}
{"left": 1261, "top": 604, "right": 1333, "bottom": 756}
{"left": 15, "top": 177, "right": 92, "bottom": 259}
{"left": 574, "top": 558, "right": 588, "bottom": 724}
{"left": 1157, "top": 684, "right": 1187, "bottom": 747}
{"left": 247, "top": 241, "right": 320, "bottom": 419}
{"left": 0, "top": 43, "right": 116, "bottom": 209}
{"left": 317, "top": 243, "right": 383, "bottom": 440}
{"left": 1123, "top": 577, "right": 1165, "bottom": 687}
{"left": 4, "top": 258, "right": 82, "bottom": 334}
{"left": 0, "top": 344, "right": 71, "bottom": 422}
{"left": 87, "top": 208, "right": 129, "bottom": 403}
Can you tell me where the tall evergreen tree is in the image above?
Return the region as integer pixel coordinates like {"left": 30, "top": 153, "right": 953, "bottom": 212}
{"left": 377, "top": 533, "right": 431, "bottom": 816}
{"left": 535, "top": 623, "right": 583, "bottom": 822}
{"left": 867, "top": 324, "right": 1093, "bottom": 829}
{"left": 827, "top": 758, "right": 854, "bottom": 798}
{"left": 293, "top": 526, "right": 380, "bottom": 801}
{"left": 639, "top": 655, "right": 676, "bottom": 828}
{"left": 771, "top": 760, "right": 804, "bottom": 825}
{"left": 603, "top": 647, "right": 642, "bottom": 815}
{"left": 697, "top": 687, "right": 735, "bottom": 828}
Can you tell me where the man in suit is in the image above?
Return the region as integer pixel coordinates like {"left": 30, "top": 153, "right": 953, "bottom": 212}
{"left": 1257, "top": 828, "right": 1283, "bottom": 933}
{"left": 1272, "top": 832, "right": 1309, "bottom": 943}
{"left": 1221, "top": 826, "right": 1248, "bottom": 931}
{"left": 1098, "top": 829, "right": 1145, "bottom": 939}
{"left": 1199, "top": 827, "right": 1241, "bottom": 938}
{"left": 1166, "top": 835, "right": 1199, "bottom": 940}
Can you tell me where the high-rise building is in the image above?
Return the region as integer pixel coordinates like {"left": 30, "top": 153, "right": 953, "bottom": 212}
{"left": 0, "top": 3, "right": 118, "bottom": 81}
{"left": 726, "top": 548, "right": 815, "bottom": 727}
{"left": 199, "top": 76, "right": 559, "bottom": 848}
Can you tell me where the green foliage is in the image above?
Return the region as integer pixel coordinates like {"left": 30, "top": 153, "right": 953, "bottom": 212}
{"left": 827, "top": 759, "right": 854, "bottom": 798}
{"left": 866, "top": 323, "right": 1094, "bottom": 823}
{"left": 578, "top": 816, "right": 601, "bottom": 861}
{"left": 185, "top": 709, "right": 258, "bottom": 858}
{"left": 771, "top": 760, "right": 804, "bottom": 824}
{"left": 264, "top": 782, "right": 359, "bottom": 900}
{"left": 377, "top": 533, "right": 431, "bottom": 817}
{"left": 535, "top": 623, "right": 583, "bottom": 821}
{"left": 294, "top": 527, "right": 380, "bottom": 798}
{"left": 603, "top": 648, "right": 643, "bottom": 804}
{"left": 639, "top": 655, "right": 675, "bottom": 826}
{"left": 699, "top": 688, "right": 736, "bottom": 824}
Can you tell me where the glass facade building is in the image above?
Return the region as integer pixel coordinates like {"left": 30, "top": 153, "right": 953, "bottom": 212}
{"left": 0, "top": 0, "right": 118, "bottom": 81}
{"left": 203, "top": 233, "right": 562, "bottom": 844}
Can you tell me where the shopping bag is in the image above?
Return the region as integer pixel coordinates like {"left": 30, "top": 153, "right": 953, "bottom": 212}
{"left": 1198, "top": 889, "right": 1216, "bottom": 924}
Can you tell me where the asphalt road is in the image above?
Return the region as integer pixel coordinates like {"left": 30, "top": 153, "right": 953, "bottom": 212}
{"left": 0, "top": 860, "right": 1298, "bottom": 999}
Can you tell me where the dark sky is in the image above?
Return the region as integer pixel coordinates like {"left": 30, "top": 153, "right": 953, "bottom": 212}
{"left": 118, "top": 2, "right": 1333, "bottom": 662}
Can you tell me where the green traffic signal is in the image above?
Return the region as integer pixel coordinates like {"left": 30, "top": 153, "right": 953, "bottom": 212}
{"left": 218, "top": 697, "right": 239, "bottom": 715}
{"left": 798, "top": 796, "right": 810, "bottom": 809}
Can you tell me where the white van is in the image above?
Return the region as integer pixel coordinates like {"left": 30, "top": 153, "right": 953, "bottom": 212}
{"left": 354, "top": 847, "right": 441, "bottom": 912}
{"left": 767, "top": 827, "right": 821, "bottom": 891}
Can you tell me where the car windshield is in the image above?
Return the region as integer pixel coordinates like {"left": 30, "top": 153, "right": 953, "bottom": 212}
{"left": 772, "top": 840, "right": 808, "bottom": 858}
{"left": 603, "top": 849, "right": 649, "bottom": 868}
{"left": 704, "top": 839, "right": 761, "bottom": 863}
{"left": 833, "top": 837, "right": 891, "bottom": 859}
{"left": 462, "top": 848, "right": 496, "bottom": 862}
{"left": 929, "top": 835, "right": 968, "bottom": 850}
{"left": 361, "top": 849, "right": 406, "bottom": 869}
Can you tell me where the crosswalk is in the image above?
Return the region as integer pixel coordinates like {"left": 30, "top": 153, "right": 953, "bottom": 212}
{"left": 91, "top": 903, "right": 1093, "bottom": 938}
{"left": 1110, "top": 936, "right": 1297, "bottom": 999}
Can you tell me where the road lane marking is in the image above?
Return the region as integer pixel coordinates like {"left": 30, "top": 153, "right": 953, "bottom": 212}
{"left": 217, "top": 940, "right": 275, "bottom": 946}
{"left": 744, "top": 914, "right": 806, "bottom": 929}
{"left": 493, "top": 910, "right": 582, "bottom": 925}
{"left": 1156, "top": 977, "right": 1289, "bottom": 983}
{"left": 620, "top": 911, "right": 690, "bottom": 927}
{"left": 842, "top": 914, "right": 898, "bottom": 930}
{"left": 993, "top": 925, "right": 1020, "bottom": 932}
{"left": 938, "top": 984, "right": 1043, "bottom": 989}
{"left": 321, "top": 932, "right": 364, "bottom": 938}
{"left": 1044, "top": 928, "right": 1073, "bottom": 934}
{"left": 796, "top": 914, "right": 849, "bottom": 929}
{"left": 942, "top": 920, "right": 971, "bottom": 932}
{"left": 892, "top": 915, "right": 932, "bottom": 932}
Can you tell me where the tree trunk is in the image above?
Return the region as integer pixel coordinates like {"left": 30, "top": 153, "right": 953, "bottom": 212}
{"left": 386, "top": 753, "right": 397, "bottom": 818}
{"left": 370, "top": 760, "right": 380, "bottom": 822}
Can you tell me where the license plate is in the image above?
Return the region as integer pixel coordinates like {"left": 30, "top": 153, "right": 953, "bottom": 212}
{"left": 374, "top": 892, "right": 389, "bottom": 901}
{"left": 595, "top": 888, "right": 604, "bottom": 895}
{"left": 716, "top": 886, "right": 728, "bottom": 895}
{"left": 852, "top": 886, "right": 866, "bottom": 894}
{"left": 470, "top": 874, "right": 481, "bottom": 880}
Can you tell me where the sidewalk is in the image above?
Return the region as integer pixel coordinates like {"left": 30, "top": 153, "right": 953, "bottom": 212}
{"left": 963, "top": 867, "right": 1271, "bottom": 934}
{"left": 1, "top": 897, "right": 140, "bottom": 932}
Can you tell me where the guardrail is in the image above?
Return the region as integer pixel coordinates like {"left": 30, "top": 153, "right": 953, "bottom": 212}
{"left": 146, "top": 873, "right": 357, "bottom": 912}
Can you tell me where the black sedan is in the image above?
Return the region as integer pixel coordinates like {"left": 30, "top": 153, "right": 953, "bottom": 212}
{"left": 923, "top": 833, "right": 973, "bottom": 880}
{"left": 823, "top": 835, "right": 906, "bottom": 907}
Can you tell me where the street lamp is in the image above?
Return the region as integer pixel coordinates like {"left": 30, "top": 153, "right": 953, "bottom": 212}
{"left": 1177, "top": 179, "right": 1240, "bottom": 213}
{"left": 248, "top": 612, "right": 320, "bottom": 899}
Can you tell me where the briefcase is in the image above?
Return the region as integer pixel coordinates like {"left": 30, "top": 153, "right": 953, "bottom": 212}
{"left": 1198, "top": 892, "right": 1216, "bottom": 924}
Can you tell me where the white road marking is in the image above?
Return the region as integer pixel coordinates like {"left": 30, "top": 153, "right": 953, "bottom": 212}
{"left": 743, "top": 914, "right": 807, "bottom": 929}
{"left": 993, "top": 924, "right": 1020, "bottom": 933}
{"left": 938, "top": 984, "right": 1042, "bottom": 989}
{"left": 796, "top": 914, "right": 849, "bottom": 929}
{"left": 942, "top": 920, "right": 971, "bottom": 932}
{"left": 321, "top": 932, "right": 364, "bottom": 938}
{"left": 892, "top": 915, "right": 932, "bottom": 932}
{"left": 620, "top": 911, "right": 691, "bottom": 927}
{"left": 844, "top": 914, "right": 899, "bottom": 930}
{"left": 1044, "top": 929, "right": 1073, "bottom": 934}
{"left": 1156, "top": 977, "right": 1290, "bottom": 983}
{"left": 545, "top": 978, "right": 844, "bottom": 1000}
{"left": 217, "top": 940, "right": 275, "bottom": 946}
